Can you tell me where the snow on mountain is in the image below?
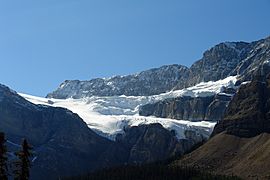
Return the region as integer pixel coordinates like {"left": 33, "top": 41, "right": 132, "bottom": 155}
{"left": 19, "top": 76, "right": 237, "bottom": 140}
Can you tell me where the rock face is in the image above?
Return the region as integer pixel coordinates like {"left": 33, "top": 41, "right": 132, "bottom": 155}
{"left": 176, "top": 37, "right": 269, "bottom": 89}
{"left": 212, "top": 75, "right": 270, "bottom": 137}
{"left": 102, "top": 124, "right": 194, "bottom": 166}
{"left": 174, "top": 41, "right": 251, "bottom": 89}
{"left": 139, "top": 94, "right": 233, "bottom": 122}
{"left": 47, "top": 65, "right": 189, "bottom": 98}
{"left": 234, "top": 36, "right": 270, "bottom": 84}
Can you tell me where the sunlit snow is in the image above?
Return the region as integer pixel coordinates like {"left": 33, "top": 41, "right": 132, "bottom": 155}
{"left": 19, "top": 76, "right": 237, "bottom": 140}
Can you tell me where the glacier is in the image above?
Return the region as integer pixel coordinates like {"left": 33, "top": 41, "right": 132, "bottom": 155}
{"left": 19, "top": 76, "right": 237, "bottom": 140}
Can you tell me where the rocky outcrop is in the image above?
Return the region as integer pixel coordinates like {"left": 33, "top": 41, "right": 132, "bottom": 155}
{"left": 104, "top": 124, "right": 194, "bottom": 165}
{"left": 174, "top": 41, "right": 251, "bottom": 89}
{"left": 46, "top": 65, "right": 189, "bottom": 98}
{"left": 139, "top": 94, "right": 233, "bottom": 122}
{"left": 140, "top": 96, "right": 214, "bottom": 121}
{"left": 212, "top": 75, "right": 270, "bottom": 137}
{"left": 234, "top": 36, "right": 270, "bottom": 84}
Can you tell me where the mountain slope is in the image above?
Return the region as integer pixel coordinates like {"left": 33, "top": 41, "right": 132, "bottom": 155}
{"left": 175, "top": 132, "right": 270, "bottom": 179}
{"left": 173, "top": 75, "right": 270, "bottom": 179}
{"left": 0, "top": 84, "right": 196, "bottom": 179}
{"left": 0, "top": 84, "right": 112, "bottom": 179}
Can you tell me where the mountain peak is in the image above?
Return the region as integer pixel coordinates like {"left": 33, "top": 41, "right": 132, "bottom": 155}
{"left": 47, "top": 36, "right": 270, "bottom": 100}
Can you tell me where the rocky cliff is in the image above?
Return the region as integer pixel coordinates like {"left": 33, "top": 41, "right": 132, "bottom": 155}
{"left": 174, "top": 41, "right": 251, "bottom": 89}
{"left": 212, "top": 75, "right": 270, "bottom": 137}
{"left": 47, "top": 65, "right": 189, "bottom": 98}
{"left": 234, "top": 36, "right": 270, "bottom": 84}
{"left": 139, "top": 93, "right": 233, "bottom": 122}
{"left": 101, "top": 124, "right": 195, "bottom": 167}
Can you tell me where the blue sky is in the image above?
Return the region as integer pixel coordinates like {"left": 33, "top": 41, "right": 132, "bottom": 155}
{"left": 0, "top": 0, "right": 269, "bottom": 96}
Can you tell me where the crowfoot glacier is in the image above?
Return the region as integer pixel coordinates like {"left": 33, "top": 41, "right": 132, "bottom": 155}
{"left": 20, "top": 76, "right": 237, "bottom": 140}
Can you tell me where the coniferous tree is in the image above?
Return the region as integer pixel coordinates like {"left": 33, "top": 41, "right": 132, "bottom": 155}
{"left": 0, "top": 132, "right": 8, "bottom": 180}
{"left": 14, "top": 139, "right": 32, "bottom": 180}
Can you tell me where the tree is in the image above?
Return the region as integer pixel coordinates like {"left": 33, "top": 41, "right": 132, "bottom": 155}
{"left": 0, "top": 132, "right": 8, "bottom": 180}
{"left": 14, "top": 139, "right": 33, "bottom": 180}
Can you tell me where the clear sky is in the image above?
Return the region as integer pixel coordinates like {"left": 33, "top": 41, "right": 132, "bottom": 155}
{"left": 0, "top": 0, "right": 269, "bottom": 96}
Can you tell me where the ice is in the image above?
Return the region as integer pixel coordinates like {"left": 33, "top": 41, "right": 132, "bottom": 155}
{"left": 19, "top": 76, "right": 237, "bottom": 140}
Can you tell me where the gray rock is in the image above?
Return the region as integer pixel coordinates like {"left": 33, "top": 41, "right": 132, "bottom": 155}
{"left": 103, "top": 124, "right": 195, "bottom": 165}
{"left": 174, "top": 41, "right": 251, "bottom": 90}
{"left": 139, "top": 94, "right": 232, "bottom": 122}
{"left": 212, "top": 74, "right": 270, "bottom": 138}
{"left": 47, "top": 64, "right": 189, "bottom": 98}
{"left": 234, "top": 36, "right": 270, "bottom": 84}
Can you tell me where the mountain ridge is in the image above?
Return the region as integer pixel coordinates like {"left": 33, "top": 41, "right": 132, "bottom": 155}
{"left": 47, "top": 36, "right": 269, "bottom": 99}
{"left": 47, "top": 64, "right": 189, "bottom": 98}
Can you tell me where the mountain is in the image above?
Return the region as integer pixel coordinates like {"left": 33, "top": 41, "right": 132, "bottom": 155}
{"left": 0, "top": 84, "right": 112, "bottom": 179}
{"left": 0, "top": 84, "right": 193, "bottom": 179}
{"left": 45, "top": 37, "right": 270, "bottom": 131}
{"left": 2, "top": 36, "right": 270, "bottom": 179}
{"left": 140, "top": 36, "right": 270, "bottom": 122}
{"left": 174, "top": 41, "right": 251, "bottom": 89}
{"left": 46, "top": 64, "right": 189, "bottom": 98}
{"left": 173, "top": 75, "right": 270, "bottom": 179}
{"left": 234, "top": 36, "right": 270, "bottom": 83}
{"left": 47, "top": 37, "right": 269, "bottom": 100}
{"left": 175, "top": 36, "right": 269, "bottom": 89}
{"left": 22, "top": 75, "right": 233, "bottom": 147}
